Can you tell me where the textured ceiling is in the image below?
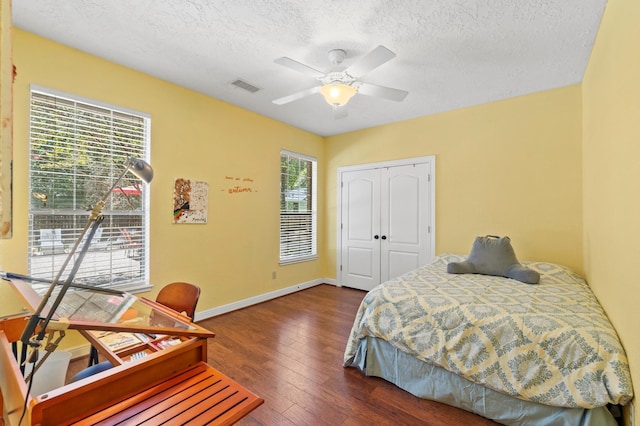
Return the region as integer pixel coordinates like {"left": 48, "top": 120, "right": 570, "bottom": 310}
{"left": 12, "top": 0, "right": 607, "bottom": 137}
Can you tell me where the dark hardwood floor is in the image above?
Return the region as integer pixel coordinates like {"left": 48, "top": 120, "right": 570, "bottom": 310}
{"left": 67, "top": 284, "right": 500, "bottom": 425}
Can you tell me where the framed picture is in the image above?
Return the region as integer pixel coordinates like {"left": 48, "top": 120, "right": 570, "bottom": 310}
{"left": 173, "top": 178, "right": 208, "bottom": 224}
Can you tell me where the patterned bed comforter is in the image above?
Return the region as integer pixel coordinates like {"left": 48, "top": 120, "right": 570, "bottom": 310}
{"left": 343, "top": 255, "right": 633, "bottom": 408}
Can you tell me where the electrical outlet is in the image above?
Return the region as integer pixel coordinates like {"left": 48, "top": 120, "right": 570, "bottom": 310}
{"left": 272, "top": 271, "right": 276, "bottom": 279}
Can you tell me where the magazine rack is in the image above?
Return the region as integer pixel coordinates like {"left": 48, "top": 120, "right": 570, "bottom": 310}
{"left": 0, "top": 278, "right": 263, "bottom": 425}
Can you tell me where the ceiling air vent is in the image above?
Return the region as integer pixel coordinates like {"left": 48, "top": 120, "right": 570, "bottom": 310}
{"left": 231, "top": 79, "right": 261, "bottom": 93}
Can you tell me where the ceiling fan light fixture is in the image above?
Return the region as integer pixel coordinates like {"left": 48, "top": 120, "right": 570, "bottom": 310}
{"left": 319, "top": 83, "right": 357, "bottom": 107}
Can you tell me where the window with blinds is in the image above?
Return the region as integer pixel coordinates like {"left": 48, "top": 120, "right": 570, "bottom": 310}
{"left": 280, "top": 150, "right": 317, "bottom": 264}
{"left": 28, "top": 87, "right": 152, "bottom": 293}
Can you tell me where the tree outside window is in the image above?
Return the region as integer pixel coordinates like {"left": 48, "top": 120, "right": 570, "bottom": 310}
{"left": 280, "top": 151, "right": 317, "bottom": 263}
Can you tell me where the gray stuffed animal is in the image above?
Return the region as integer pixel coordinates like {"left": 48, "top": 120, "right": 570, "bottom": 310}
{"left": 447, "top": 235, "right": 540, "bottom": 284}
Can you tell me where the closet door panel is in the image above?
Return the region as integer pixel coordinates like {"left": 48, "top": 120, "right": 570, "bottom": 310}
{"left": 380, "top": 163, "right": 431, "bottom": 282}
{"left": 340, "top": 169, "right": 381, "bottom": 290}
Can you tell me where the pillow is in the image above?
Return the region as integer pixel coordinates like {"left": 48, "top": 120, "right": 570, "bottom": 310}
{"left": 447, "top": 235, "right": 540, "bottom": 284}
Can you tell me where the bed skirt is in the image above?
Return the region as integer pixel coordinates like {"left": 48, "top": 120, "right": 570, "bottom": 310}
{"left": 346, "top": 337, "right": 619, "bottom": 426}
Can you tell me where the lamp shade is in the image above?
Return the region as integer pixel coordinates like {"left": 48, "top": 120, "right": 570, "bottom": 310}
{"left": 319, "top": 83, "right": 357, "bottom": 107}
{"left": 127, "top": 158, "right": 154, "bottom": 183}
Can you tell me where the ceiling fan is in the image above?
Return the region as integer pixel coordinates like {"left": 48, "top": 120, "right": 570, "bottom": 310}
{"left": 272, "top": 45, "right": 408, "bottom": 118}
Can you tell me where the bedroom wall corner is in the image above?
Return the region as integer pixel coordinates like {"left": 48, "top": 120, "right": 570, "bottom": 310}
{"left": 323, "top": 86, "right": 583, "bottom": 280}
{"left": 8, "top": 29, "right": 326, "bottom": 329}
{"left": 582, "top": 0, "right": 640, "bottom": 424}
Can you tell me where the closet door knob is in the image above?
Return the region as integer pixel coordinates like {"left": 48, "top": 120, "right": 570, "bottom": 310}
{"left": 374, "top": 235, "right": 379, "bottom": 239}
{"left": 381, "top": 235, "right": 387, "bottom": 240}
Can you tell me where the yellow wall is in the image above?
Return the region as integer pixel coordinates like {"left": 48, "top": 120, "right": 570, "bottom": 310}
{"left": 1, "top": 30, "right": 325, "bottom": 314}
{"left": 2, "top": 30, "right": 585, "bottom": 314}
{"left": 582, "top": 0, "right": 640, "bottom": 422}
{"left": 324, "top": 86, "right": 584, "bottom": 276}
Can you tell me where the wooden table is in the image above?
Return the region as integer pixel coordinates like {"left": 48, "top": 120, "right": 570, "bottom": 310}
{"left": 0, "top": 278, "right": 263, "bottom": 425}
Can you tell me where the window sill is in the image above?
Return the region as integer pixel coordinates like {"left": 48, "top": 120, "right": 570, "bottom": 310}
{"left": 279, "top": 255, "right": 318, "bottom": 266}
{"left": 111, "top": 282, "right": 153, "bottom": 294}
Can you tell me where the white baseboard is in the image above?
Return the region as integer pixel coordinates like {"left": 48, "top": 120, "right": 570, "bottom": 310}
{"left": 194, "top": 278, "right": 337, "bottom": 321}
{"left": 64, "top": 278, "right": 337, "bottom": 359}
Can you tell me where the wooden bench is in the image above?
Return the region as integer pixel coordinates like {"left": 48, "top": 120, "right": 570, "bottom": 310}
{"left": 68, "top": 361, "right": 263, "bottom": 425}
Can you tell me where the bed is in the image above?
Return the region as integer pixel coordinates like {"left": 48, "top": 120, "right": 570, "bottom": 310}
{"left": 343, "top": 254, "right": 633, "bottom": 425}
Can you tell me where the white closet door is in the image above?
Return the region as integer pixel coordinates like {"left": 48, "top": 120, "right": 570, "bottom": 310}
{"left": 380, "top": 163, "right": 431, "bottom": 282}
{"left": 340, "top": 169, "right": 381, "bottom": 291}
{"left": 339, "top": 160, "right": 433, "bottom": 291}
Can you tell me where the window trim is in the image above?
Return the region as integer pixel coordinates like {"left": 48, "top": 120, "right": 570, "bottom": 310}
{"left": 279, "top": 149, "right": 317, "bottom": 265}
{"left": 28, "top": 85, "right": 152, "bottom": 293}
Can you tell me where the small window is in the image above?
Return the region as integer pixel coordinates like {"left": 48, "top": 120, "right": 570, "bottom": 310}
{"left": 28, "top": 87, "right": 151, "bottom": 293}
{"left": 280, "top": 150, "right": 317, "bottom": 264}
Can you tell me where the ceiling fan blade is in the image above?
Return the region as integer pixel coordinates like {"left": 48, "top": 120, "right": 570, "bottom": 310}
{"left": 333, "top": 105, "right": 348, "bottom": 120}
{"left": 272, "top": 86, "right": 321, "bottom": 105}
{"left": 274, "top": 57, "right": 325, "bottom": 78}
{"left": 357, "top": 83, "right": 408, "bottom": 102}
{"left": 346, "top": 45, "right": 396, "bottom": 78}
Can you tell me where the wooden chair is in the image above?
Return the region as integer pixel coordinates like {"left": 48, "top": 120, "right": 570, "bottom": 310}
{"left": 155, "top": 282, "right": 201, "bottom": 319}
{"left": 84, "top": 282, "right": 201, "bottom": 369}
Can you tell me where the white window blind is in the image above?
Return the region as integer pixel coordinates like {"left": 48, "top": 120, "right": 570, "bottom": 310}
{"left": 280, "top": 150, "right": 317, "bottom": 264}
{"left": 28, "top": 88, "right": 151, "bottom": 292}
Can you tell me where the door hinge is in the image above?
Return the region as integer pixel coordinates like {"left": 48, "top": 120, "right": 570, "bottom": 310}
{"left": 340, "top": 265, "right": 343, "bottom": 271}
